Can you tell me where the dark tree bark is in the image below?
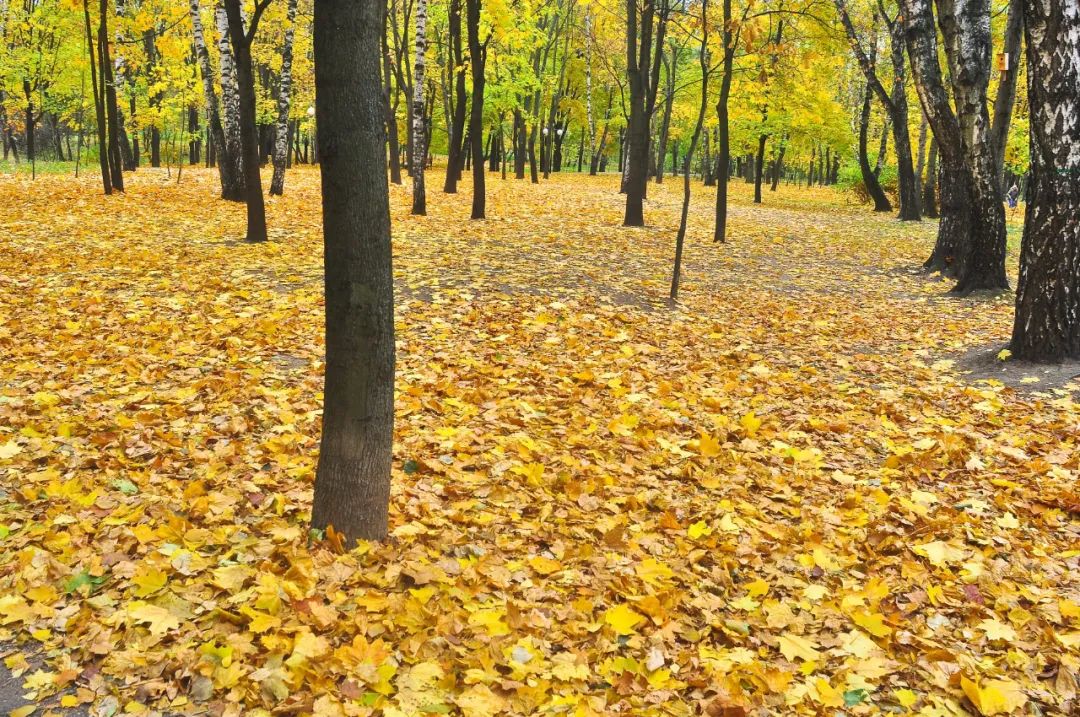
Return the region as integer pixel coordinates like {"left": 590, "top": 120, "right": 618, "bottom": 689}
{"left": 84, "top": 0, "right": 111, "bottom": 194}
{"left": 100, "top": 0, "right": 124, "bottom": 192}
{"left": 859, "top": 84, "right": 892, "bottom": 211}
{"left": 466, "top": 0, "right": 488, "bottom": 219}
{"left": 936, "top": 0, "right": 1008, "bottom": 292}
{"left": 623, "top": 0, "right": 656, "bottom": 226}
{"left": 753, "top": 134, "right": 766, "bottom": 203}
{"left": 223, "top": 0, "right": 272, "bottom": 243}
{"left": 443, "top": 0, "right": 467, "bottom": 192}
{"left": 922, "top": 137, "right": 938, "bottom": 217}
{"left": 381, "top": 14, "right": 403, "bottom": 185}
{"left": 311, "top": 0, "right": 395, "bottom": 545}
{"left": 1009, "top": 0, "right": 1080, "bottom": 361}
{"left": 989, "top": 0, "right": 1021, "bottom": 189}
{"left": 513, "top": 108, "right": 526, "bottom": 178}
{"left": 670, "top": 0, "right": 708, "bottom": 301}
{"left": 713, "top": 0, "right": 733, "bottom": 242}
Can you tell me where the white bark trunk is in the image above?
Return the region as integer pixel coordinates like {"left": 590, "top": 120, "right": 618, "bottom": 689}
{"left": 270, "top": 0, "right": 297, "bottom": 195}
{"left": 411, "top": 0, "right": 427, "bottom": 214}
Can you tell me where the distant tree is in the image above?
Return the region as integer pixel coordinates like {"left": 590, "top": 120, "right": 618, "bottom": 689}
{"left": 223, "top": 0, "right": 272, "bottom": 242}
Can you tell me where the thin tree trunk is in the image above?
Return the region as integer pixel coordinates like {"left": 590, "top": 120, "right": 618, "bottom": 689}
{"left": 410, "top": 0, "right": 427, "bottom": 213}
{"left": 922, "top": 138, "right": 938, "bottom": 217}
{"left": 191, "top": 0, "right": 240, "bottom": 198}
{"left": 84, "top": 0, "right": 111, "bottom": 194}
{"left": 713, "top": 0, "right": 732, "bottom": 242}
{"left": 100, "top": 0, "right": 124, "bottom": 191}
{"left": 223, "top": 0, "right": 270, "bottom": 243}
{"left": 269, "top": 0, "right": 297, "bottom": 195}
{"left": 311, "top": 0, "right": 394, "bottom": 545}
{"left": 989, "top": 0, "right": 1021, "bottom": 190}
{"left": 443, "top": 0, "right": 466, "bottom": 192}
{"left": 466, "top": 0, "right": 486, "bottom": 219}
{"left": 670, "top": 0, "right": 708, "bottom": 301}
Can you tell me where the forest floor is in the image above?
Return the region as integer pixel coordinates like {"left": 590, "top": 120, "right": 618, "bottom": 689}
{"left": 0, "top": 167, "right": 1077, "bottom": 717}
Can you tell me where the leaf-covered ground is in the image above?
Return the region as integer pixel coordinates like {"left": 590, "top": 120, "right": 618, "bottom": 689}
{"left": 0, "top": 168, "right": 1077, "bottom": 717}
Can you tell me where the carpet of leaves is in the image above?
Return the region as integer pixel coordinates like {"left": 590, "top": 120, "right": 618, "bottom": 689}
{"left": 0, "top": 167, "right": 1078, "bottom": 717}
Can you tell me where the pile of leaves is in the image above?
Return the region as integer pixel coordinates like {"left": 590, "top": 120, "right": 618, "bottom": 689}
{"left": 0, "top": 168, "right": 1077, "bottom": 717}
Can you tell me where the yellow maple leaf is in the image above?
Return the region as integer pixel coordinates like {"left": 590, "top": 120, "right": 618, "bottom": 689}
{"left": 739, "top": 411, "right": 762, "bottom": 436}
{"left": 960, "top": 676, "right": 1028, "bottom": 715}
{"left": 127, "top": 602, "right": 180, "bottom": 636}
{"left": 131, "top": 568, "right": 168, "bottom": 597}
{"left": 777, "top": 633, "right": 821, "bottom": 662}
{"left": 528, "top": 555, "right": 562, "bottom": 575}
{"left": 604, "top": 603, "right": 645, "bottom": 635}
{"left": 698, "top": 431, "right": 721, "bottom": 457}
{"left": 851, "top": 610, "right": 892, "bottom": 637}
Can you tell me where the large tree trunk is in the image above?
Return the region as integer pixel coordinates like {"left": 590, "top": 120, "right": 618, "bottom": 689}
{"left": 859, "top": 85, "right": 892, "bottom": 212}
{"left": 901, "top": 0, "right": 974, "bottom": 278}
{"left": 411, "top": 0, "right": 428, "bottom": 214}
{"left": 269, "top": 0, "right": 297, "bottom": 195}
{"left": 223, "top": 0, "right": 269, "bottom": 243}
{"left": 311, "top": 0, "right": 394, "bottom": 545}
{"left": 937, "top": 0, "right": 1008, "bottom": 292}
{"left": 1009, "top": 0, "right": 1080, "bottom": 361}
{"left": 466, "top": 0, "right": 486, "bottom": 219}
{"left": 989, "top": 0, "right": 1021, "bottom": 190}
{"left": 215, "top": 2, "right": 245, "bottom": 199}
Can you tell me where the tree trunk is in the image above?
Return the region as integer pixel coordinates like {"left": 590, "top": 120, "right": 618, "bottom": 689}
{"left": 859, "top": 84, "right": 892, "bottom": 211}
{"left": 713, "top": 0, "right": 732, "bottom": 242}
{"left": 311, "top": 0, "right": 395, "bottom": 545}
{"left": 466, "top": 0, "right": 486, "bottom": 219}
{"left": 671, "top": 0, "right": 708, "bottom": 301}
{"left": 84, "top": 0, "right": 111, "bottom": 194}
{"left": 191, "top": 0, "right": 241, "bottom": 199}
{"left": 753, "top": 134, "right": 766, "bottom": 203}
{"left": 443, "top": 0, "right": 466, "bottom": 193}
{"left": 513, "top": 109, "right": 526, "bottom": 178}
{"left": 1009, "top": 0, "right": 1080, "bottom": 361}
{"left": 215, "top": 2, "right": 245, "bottom": 199}
{"left": 623, "top": 0, "right": 654, "bottom": 227}
{"left": 224, "top": 0, "right": 269, "bottom": 243}
{"left": 989, "top": 0, "right": 1021, "bottom": 190}
{"left": 901, "top": 0, "right": 972, "bottom": 277}
{"left": 100, "top": 0, "right": 124, "bottom": 192}
{"left": 411, "top": 0, "right": 428, "bottom": 213}
{"left": 381, "top": 19, "right": 403, "bottom": 186}
{"left": 270, "top": 0, "right": 297, "bottom": 195}
{"left": 937, "top": 0, "right": 1008, "bottom": 292}
{"left": 922, "top": 138, "right": 938, "bottom": 217}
